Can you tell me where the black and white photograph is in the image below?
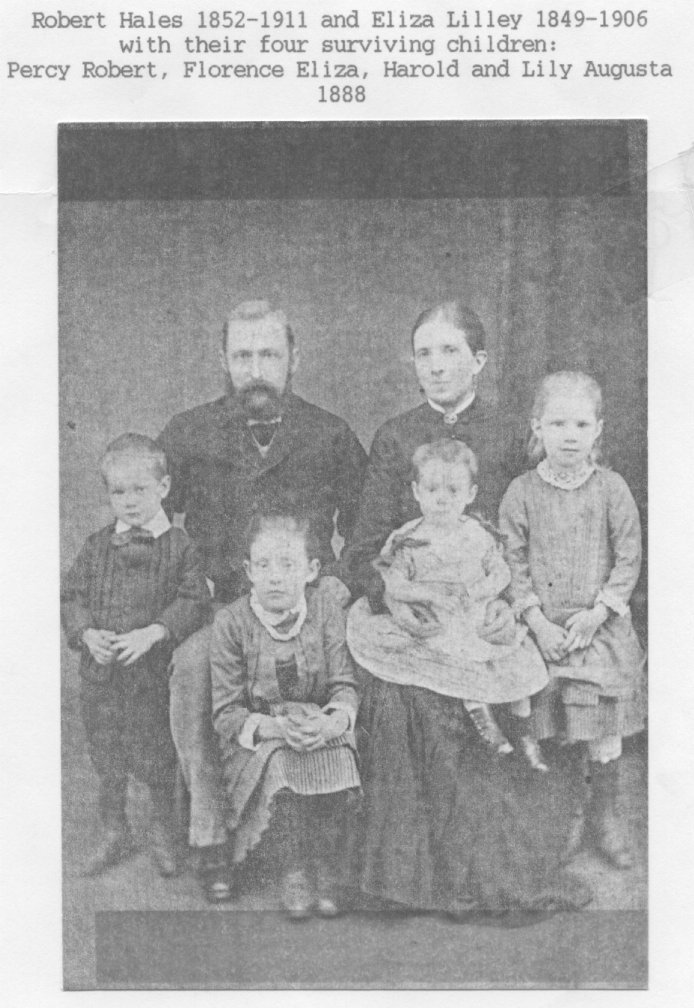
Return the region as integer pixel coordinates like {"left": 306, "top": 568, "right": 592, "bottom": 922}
{"left": 58, "top": 120, "right": 647, "bottom": 989}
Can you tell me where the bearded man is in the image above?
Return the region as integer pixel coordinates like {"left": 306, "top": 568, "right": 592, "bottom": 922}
{"left": 158, "top": 300, "right": 367, "bottom": 901}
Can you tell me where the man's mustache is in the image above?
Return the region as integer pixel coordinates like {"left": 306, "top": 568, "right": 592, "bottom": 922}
{"left": 240, "top": 380, "right": 280, "bottom": 399}
{"left": 235, "top": 379, "right": 284, "bottom": 419}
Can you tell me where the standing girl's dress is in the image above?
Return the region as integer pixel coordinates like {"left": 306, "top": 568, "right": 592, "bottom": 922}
{"left": 499, "top": 464, "right": 645, "bottom": 744}
{"left": 347, "top": 515, "right": 548, "bottom": 703}
{"left": 210, "top": 576, "right": 361, "bottom": 867}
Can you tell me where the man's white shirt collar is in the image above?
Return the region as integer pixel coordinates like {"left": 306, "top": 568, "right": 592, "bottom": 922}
{"left": 427, "top": 390, "right": 476, "bottom": 423}
{"left": 114, "top": 508, "right": 171, "bottom": 538}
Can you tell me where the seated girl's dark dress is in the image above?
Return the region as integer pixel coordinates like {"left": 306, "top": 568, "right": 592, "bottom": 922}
{"left": 357, "top": 676, "right": 592, "bottom": 919}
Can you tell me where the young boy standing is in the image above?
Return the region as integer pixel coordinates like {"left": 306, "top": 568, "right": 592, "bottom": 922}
{"left": 61, "top": 434, "right": 210, "bottom": 877}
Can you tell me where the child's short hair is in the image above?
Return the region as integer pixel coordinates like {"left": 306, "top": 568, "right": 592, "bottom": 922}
{"left": 245, "top": 502, "right": 321, "bottom": 561}
{"left": 528, "top": 371, "right": 604, "bottom": 464}
{"left": 412, "top": 439, "right": 479, "bottom": 482}
{"left": 100, "top": 433, "right": 168, "bottom": 482}
{"left": 411, "top": 301, "right": 486, "bottom": 355}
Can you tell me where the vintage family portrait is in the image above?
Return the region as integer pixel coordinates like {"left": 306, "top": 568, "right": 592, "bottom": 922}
{"left": 59, "top": 120, "right": 647, "bottom": 989}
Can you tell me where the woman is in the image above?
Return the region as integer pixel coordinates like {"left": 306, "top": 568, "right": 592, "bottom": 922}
{"left": 342, "top": 301, "right": 591, "bottom": 921}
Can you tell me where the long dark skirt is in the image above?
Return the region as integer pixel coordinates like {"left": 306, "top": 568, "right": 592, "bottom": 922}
{"left": 357, "top": 675, "right": 591, "bottom": 916}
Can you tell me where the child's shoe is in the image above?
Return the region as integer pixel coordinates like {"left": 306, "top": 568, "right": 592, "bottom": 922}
{"left": 588, "top": 760, "right": 634, "bottom": 870}
{"left": 561, "top": 807, "right": 586, "bottom": 864}
{"left": 149, "top": 786, "right": 182, "bottom": 878}
{"left": 198, "top": 844, "right": 235, "bottom": 903}
{"left": 281, "top": 868, "right": 314, "bottom": 920}
{"left": 466, "top": 705, "right": 513, "bottom": 754}
{"left": 313, "top": 860, "right": 340, "bottom": 918}
{"left": 83, "top": 823, "right": 135, "bottom": 876}
{"left": 149, "top": 818, "right": 180, "bottom": 878}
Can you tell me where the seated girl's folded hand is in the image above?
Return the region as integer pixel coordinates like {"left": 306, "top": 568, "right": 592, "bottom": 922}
{"left": 276, "top": 711, "right": 322, "bottom": 751}
{"left": 301, "top": 710, "right": 350, "bottom": 751}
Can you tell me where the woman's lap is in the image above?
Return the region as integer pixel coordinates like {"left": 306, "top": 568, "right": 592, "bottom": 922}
{"left": 357, "top": 676, "right": 591, "bottom": 915}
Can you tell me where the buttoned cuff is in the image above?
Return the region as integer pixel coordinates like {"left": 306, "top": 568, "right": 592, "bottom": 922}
{"left": 238, "top": 713, "right": 265, "bottom": 750}
{"left": 595, "top": 589, "right": 628, "bottom": 618}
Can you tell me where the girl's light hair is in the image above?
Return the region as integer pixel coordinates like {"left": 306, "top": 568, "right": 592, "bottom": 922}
{"left": 527, "top": 371, "right": 604, "bottom": 464}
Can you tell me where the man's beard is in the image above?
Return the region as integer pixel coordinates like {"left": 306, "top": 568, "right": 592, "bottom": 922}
{"left": 235, "top": 379, "right": 285, "bottom": 420}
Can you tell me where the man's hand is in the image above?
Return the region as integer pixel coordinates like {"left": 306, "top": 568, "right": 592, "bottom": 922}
{"left": 564, "top": 603, "right": 608, "bottom": 653}
{"left": 111, "top": 624, "right": 169, "bottom": 666}
{"left": 478, "top": 599, "right": 517, "bottom": 646}
{"left": 82, "top": 628, "right": 117, "bottom": 666}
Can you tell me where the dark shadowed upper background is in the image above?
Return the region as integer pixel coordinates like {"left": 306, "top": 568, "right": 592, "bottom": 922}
{"left": 59, "top": 121, "right": 646, "bottom": 573}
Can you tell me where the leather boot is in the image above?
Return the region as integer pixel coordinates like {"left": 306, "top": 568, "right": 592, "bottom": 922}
{"left": 198, "top": 844, "right": 235, "bottom": 903}
{"left": 466, "top": 704, "right": 513, "bottom": 754}
{"left": 274, "top": 792, "right": 314, "bottom": 919}
{"left": 558, "top": 744, "right": 590, "bottom": 864}
{"left": 309, "top": 794, "right": 346, "bottom": 918}
{"left": 149, "top": 786, "right": 181, "bottom": 878}
{"left": 83, "top": 785, "right": 135, "bottom": 876}
{"left": 83, "top": 824, "right": 135, "bottom": 876}
{"left": 561, "top": 807, "right": 586, "bottom": 865}
{"left": 588, "top": 759, "right": 634, "bottom": 870}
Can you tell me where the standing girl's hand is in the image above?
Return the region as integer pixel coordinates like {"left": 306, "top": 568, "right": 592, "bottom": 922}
{"left": 564, "top": 603, "right": 608, "bottom": 652}
{"left": 525, "top": 607, "right": 568, "bottom": 662}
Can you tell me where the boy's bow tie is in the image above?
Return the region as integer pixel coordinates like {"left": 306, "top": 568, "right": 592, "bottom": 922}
{"left": 110, "top": 527, "right": 155, "bottom": 547}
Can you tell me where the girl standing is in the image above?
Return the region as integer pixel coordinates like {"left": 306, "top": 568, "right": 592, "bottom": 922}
{"left": 499, "top": 372, "right": 645, "bottom": 869}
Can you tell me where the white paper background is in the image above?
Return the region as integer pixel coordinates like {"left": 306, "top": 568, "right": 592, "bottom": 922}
{"left": 2, "top": 0, "right": 693, "bottom": 1002}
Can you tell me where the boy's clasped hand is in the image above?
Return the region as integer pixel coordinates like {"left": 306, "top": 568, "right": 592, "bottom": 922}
{"left": 82, "top": 623, "right": 169, "bottom": 666}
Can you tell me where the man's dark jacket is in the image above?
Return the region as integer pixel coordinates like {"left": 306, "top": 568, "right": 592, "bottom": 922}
{"left": 159, "top": 392, "right": 367, "bottom": 602}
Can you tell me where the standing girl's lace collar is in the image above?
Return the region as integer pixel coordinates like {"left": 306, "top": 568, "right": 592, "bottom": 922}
{"left": 537, "top": 458, "right": 596, "bottom": 490}
{"left": 249, "top": 590, "right": 308, "bottom": 641}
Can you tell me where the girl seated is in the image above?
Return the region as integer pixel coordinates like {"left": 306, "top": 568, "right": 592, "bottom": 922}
{"left": 210, "top": 505, "right": 360, "bottom": 919}
{"left": 348, "top": 438, "right": 549, "bottom": 769}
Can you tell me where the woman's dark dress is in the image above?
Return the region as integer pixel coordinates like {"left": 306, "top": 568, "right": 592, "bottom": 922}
{"left": 358, "top": 675, "right": 591, "bottom": 916}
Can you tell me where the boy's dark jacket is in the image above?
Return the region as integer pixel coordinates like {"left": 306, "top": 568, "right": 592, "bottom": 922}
{"left": 61, "top": 524, "right": 210, "bottom": 686}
